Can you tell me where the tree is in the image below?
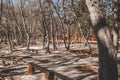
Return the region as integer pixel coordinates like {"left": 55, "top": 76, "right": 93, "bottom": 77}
{"left": 85, "top": 0, "right": 118, "bottom": 80}
{"left": 38, "top": 0, "right": 51, "bottom": 53}
{"left": 112, "top": 0, "right": 120, "bottom": 58}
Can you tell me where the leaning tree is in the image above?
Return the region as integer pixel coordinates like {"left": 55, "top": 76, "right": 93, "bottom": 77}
{"left": 85, "top": 0, "right": 119, "bottom": 80}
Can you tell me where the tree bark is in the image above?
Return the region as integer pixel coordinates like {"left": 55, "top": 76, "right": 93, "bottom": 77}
{"left": 51, "top": 2, "right": 70, "bottom": 50}
{"left": 38, "top": 0, "right": 51, "bottom": 53}
{"left": 112, "top": 0, "right": 120, "bottom": 58}
{"left": 0, "top": 0, "right": 3, "bottom": 21}
{"left": 19, "top": 0, "right": 30, "bottom": 50}
{"left": 85, "top": 0, "right": 118, "bottom": 80}
{"left": 6, "top": 0, "right": 14, "bottom": 52}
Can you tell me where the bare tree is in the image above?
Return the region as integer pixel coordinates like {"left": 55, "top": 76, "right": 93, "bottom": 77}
{"left": 0, "top": 0, "right": 3, "bottom": 20}
{"left": 52, "top": 1, "right": 72, "bottom": 50}
{"left": 85, "top": 0, "right": 118, "bottom": 80}
{"left": 10, "top": 0, "right": 24, "bottom": 46}
{"left": 19, "top": 0, "right": 30, "bottom": 50}
{"left": 112, "top": 0, "right": 120, "bottom": 58}
{"left": 38, "top": 0, "right": 51, "bottom": 53}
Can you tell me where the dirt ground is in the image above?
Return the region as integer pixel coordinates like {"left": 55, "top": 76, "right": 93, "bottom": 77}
{"left": 0, "top": 43, "right": 120, "bottom": 80}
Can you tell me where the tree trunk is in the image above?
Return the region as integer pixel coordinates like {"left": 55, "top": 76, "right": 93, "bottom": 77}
{"left": 10, "top": 0, "right": 24, "bottom": 45}
{"left": 0, "top": 0, "right": 3, "bottom": 21}
{"left": 6, "top": 0, "right": 14, "bottom": 52}
{"left": 51, "top": 2, "right": 70, "bottom": 50}
{"left": 85, "top": 0, "right": 118, "bottom": 80}
{"left": 51, "top": 19, "right": 57, "bottom": 50}
{"left": 20, "top": 0, "right": 30, "bottom": 50}
{"left": 112, "top": 0, "right": 120, "bottom": 58}
{"left": 38, "top": 0, "right": 51, "bottom": 53}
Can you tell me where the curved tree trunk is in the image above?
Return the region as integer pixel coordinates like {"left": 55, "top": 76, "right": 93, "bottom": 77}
{"left": 51, "top": 2, "right": 70, "bottom": 50}
{"left": 85, "top": 0, "right": 118, "bottom": 80}
{"left": 20, "top": 0, "right": 30, "bottom": 50}
{"left": 10, "top": 0, "right": 23, "bottom": 46}
{"left": 6, "top": 0, "right": 14, "bottom": 52}
{"left": 112, "top": 0, "right": 120, "bottom": 58}
{"left": 38, "top": 0, "right": 51, "bottom": 54}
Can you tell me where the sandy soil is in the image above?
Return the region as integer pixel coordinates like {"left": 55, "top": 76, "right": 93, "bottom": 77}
{"left": 0, "top": 43, "right": 119, "bottom": 80}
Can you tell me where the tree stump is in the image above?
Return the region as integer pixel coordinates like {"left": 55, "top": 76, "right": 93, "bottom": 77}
{"left": 27, "top": 62, "right": 35, "bottom": 75}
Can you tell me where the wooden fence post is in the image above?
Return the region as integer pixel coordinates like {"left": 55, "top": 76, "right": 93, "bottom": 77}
{"left": 45, "top": 70, "right": 54, "bottom": 80}
{"left": 27, "top": 62, "right": 35, "bottom": 75}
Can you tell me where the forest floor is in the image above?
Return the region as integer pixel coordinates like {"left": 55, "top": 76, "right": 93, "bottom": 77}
{"left": 0, "top": 42, "right": 120, "bottom": 80}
